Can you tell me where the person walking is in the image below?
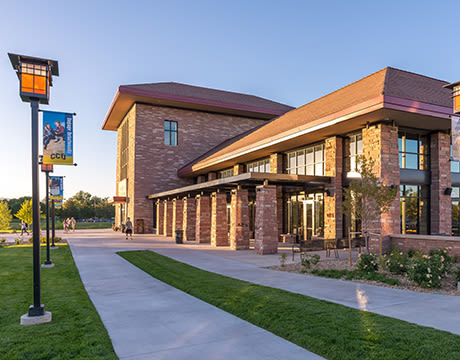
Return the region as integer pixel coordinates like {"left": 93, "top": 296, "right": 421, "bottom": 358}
{"left": 71, "top": 217, "right": 76, "bottom": 232}
{"left": 125, "top": 217, "right": 133, "bottom": 240}
{"left": 20, "top": 220, "right": 29, "bottom": 236}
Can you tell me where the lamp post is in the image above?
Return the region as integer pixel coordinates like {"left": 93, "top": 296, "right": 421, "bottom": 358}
{"left": 9, "top": 53, "right": 59, "bottom": 325}
{"left": 41, "top": 163, "right": 54, "bottom": 267}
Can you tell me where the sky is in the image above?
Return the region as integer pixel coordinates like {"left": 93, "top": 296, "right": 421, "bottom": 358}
{"left": 0, "top": 0, "right": 459, "bottom": 200}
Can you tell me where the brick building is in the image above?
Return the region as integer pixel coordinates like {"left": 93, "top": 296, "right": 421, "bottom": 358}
{"left": 103, "top": 68, "right": 460, "bottom": 255}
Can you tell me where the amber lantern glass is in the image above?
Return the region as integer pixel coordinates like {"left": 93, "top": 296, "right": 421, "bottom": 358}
{"left": 20, "top": 62, "right": 49, "bottom": 98}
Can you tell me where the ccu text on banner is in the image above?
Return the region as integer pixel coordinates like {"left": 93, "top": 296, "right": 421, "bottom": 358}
{"left": 42, "top": 110, "right": 73, "bottom": 165}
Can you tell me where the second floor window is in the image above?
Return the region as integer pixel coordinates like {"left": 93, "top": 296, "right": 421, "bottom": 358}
{"left": 286, "top": 144, "right": 324, "bottom": 176}
{"left": 164, "top": 120, "right": 178, "bottom": 146}
{"left": 247, "top": 158, "right": 270, "bottom": 173}
{"left": 399, "top": 132, "right": 429, "bottom": 170}
{"left": 219, "top": 168, "right": 234, "bottom": 179}
{"left": 345, "top": 133, "right": 363, "bottom": 174}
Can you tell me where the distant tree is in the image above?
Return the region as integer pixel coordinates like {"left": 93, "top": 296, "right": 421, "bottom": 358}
{"left": 61, "top": 191, "right": 114, "bottom": 220}
{"left": 15, "top": 199, "right": 33, "bottom": 225}
{"left": 0, "top": 201, "right": 12, "bottom": 230}
{"left": 8, "top": 196, "right": 31, "bottom": 218}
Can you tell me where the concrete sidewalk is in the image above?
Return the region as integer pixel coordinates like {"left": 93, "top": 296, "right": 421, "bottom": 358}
{"left": 65, "top": 229, "right": 460, "bottom": 359}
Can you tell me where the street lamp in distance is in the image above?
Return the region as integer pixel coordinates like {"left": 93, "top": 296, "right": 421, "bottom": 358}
{"left": 9, "top": 53, "right": 59, "bottom": 326}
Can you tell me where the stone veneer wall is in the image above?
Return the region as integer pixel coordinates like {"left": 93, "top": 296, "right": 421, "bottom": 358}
{"left": 254, "top": 185, "right": 278, "bottom": 254}
{"left": 430, "top": 132, "right": 451, "bottom": 235}
{"left": 211, "top": 192, "right": 228, "bottom": 246}
{"left": 230, "top": 188, "right": 250, "bottom": 250}
{"left": 391, "top": 235, "right": 460, "bottom": 258}
{"left": 196, "top": 195, "right": 211, "bottom": 243}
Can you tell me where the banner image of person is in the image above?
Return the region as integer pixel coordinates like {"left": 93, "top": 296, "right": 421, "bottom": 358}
{"left": 49, "top": 176, "right": 64, "bottom": 201}
{"left": 453, "top": 116, "right": 460, "bottom": 161}
{"left": 42, "top": 110, "right": 74, "bottom": 165}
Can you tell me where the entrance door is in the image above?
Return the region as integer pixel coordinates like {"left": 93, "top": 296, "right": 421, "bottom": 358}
{"left": 302, "top": 200, "right": 314, "bottom": 240}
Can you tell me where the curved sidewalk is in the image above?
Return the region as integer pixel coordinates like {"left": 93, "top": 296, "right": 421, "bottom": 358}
{"left": 67, "top": 230, "right": 460, "bottom": 359}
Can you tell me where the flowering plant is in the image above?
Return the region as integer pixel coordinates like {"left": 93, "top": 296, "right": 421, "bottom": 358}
{"left": 384, "top": 248, "right": 409, "bottom": 275}
{"left": 356, "top": 253, "right": 379, "bottom": 274}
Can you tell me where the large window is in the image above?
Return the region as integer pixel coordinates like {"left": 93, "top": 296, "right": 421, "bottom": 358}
{"left": 218, "top": 168, "right": 234, "bottom": 179}
{"left": 345, "top": 133, "right": 363, "bottom": 174}
{"left": 400, "top": 185, "right": 429, "bottom": 234}
{"left": 452, "top": 187, "right": 460, "bottom": 235}
{"left": 120, "top": 120, "right": 129, "bottom": 180}
{"left": 286, "top": 144, "right": 324, "bottom": 176}
{"left": 286, "top": 192, "right": 324, "bottom": 239}
{"left": 451, "top": 145, "right": 460, "bottom": 173}
{"left": 398, "top": 132, "right": 429, "bottom": 170}
{"left": 247, "top": 158, "right": 270, "bottom": 173}
{"left": 164, "top": 120, "right": 178, "bottom": 146}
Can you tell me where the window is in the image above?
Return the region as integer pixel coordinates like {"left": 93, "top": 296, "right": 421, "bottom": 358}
{"left": 345, "top": 133, "right": 362, "bottom": 174}
{"left": 247, "top": 158, "right": 270, "bottom": 173}
{"left": 400, "top": 185, "right": 429, "bottom": 234}
{"left": 120, "top": 120, "right": 129, "bottom": 180}
{"left": 219, "top": 168, "right": 234, "bottom": 179}
{"left": 452, "top": 187, "right": 460, "bottom": 235}
{"left": 286, "top": 144, "right": 324, "bottom": 176}
{"left": 164, "top": 120, "right": 178, "bottom": 146}
{"left": 398, "top": 132, "right": 429, "bottom": 170}
{"left": 451, "top": 145, "right": 460, "bottom": 173}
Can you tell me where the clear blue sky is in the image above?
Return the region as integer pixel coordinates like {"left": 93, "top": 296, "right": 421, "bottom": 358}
{"left": 0, "top": 0, "right": 459, "bottom": 199}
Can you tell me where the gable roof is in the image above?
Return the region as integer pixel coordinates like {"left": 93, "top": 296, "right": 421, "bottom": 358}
{"left": 178, "top": 67, "right": 452, "bottom": 176}
{"left": 102, "top": 82, "right": 293, "bottom": 130}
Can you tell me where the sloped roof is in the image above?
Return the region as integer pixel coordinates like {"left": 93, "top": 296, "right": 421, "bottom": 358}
{"left": 102, "top": 82, "right": 293, "bottom": 130}
{"left": 178, "top": 67, "right": 452, "bottom": 176}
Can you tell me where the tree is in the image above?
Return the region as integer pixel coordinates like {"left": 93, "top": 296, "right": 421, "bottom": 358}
{"left": 342, "top": 155, "right": 398, "bottom": 260}
{"left": 15, "top": 199, "right": 33, "bottom": 225}
{"left": 0, "top": 201, "right": 12, "bottom": 230}
{"left": 8, "top": 196, "right": 31, "bottom": 217}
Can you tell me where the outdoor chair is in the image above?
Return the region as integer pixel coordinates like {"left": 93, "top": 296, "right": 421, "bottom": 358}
{"left": 292, "top": 239, "right": 307, "bottom": 261}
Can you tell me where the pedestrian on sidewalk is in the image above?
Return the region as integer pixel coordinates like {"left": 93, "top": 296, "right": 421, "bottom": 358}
{"left": 20, "top": 220, "right": 29, "bottom": 236}
{"left": 71, "top": 217, "right": 76, "bottom": 232}
{"left": 125, "top": 217, "right": 133, "bottom": 240}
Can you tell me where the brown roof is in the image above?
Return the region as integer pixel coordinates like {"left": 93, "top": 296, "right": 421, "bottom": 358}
{"left": 102, "top": 82, "right": 293, "bottom": 130}
{"left": 179, "top": 67, "right": 452, "bottom": 176}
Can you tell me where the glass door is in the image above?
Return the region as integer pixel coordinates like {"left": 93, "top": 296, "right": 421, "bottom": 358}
{"left": 302, "top": 200, "right": 314, "bottom": 240}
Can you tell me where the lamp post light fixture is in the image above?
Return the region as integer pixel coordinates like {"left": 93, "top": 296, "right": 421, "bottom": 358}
{"left": 9, "top": 53, "right": 59, "bottom": 325}
{"left": 41, "top": 163, "right": 54, "bottom": 268}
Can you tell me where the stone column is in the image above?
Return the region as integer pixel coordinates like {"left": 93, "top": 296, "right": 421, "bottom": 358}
{"left": 431, "top": 132, "right": 452, "bottom": 235}
{"left": 230, "top": 188, "right": 249, "bottom": 250}
{"left": 196, "top": 194, "right": 211, "bottom": 243}
{"left": 254, "top": 184, "right": 278, "bottom": 255}
{"left": 172, "top": 198, "right": 183, "bottom": 236}
{"left": 211, "top": 192, "right": 229, "bottom": 246}
{"left": 156, "top": 200, "right": 164, "bottom": 235}
{"left": 163, "top": 200, "right": 173, "bottom": 237}
{"left": 269, "top": 153, "right": 283, "bottom": 174}
{"left": 233, "top": 164, "right": 245, "bottom": 175}
{"left": 362, "top": 123, "right": 400, "bottom": 252}
{"left": 182, "top": 196, "right": 196, "bottom": 241}
{"left": 208, "top": 172, "right": 217, "bottom": 181}
{"left": 324, "top": 136, "right": 343, "bottom": 240}
{"left": 270, "top": 153, "right": 284, "bottom": 239}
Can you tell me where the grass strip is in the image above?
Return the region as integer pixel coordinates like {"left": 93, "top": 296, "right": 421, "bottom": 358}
{"left": 119, "top": 250, "right": 460, "bottom": 360}
{"left": 0, "top": 245, "right": 117, "bottom": 360}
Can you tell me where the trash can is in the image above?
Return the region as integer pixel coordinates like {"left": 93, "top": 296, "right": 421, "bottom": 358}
{"left": 136, "top": 219, "right": 145, "bottom": 234}
{"left": 175, "top": 230, "right": 183, "bottom": 244}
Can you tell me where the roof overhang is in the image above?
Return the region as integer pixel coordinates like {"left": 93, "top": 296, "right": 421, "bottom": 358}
{"left": 108, "top": 196, "right": 128, "bottom": 204}
{"left": 102, "top": 86, "right": 289, "bottom": 131}
{"left": 178, "top": 95, "right": 453, "bottom": 177}
{"left": 148, "top": 172, "right": 331, "bottom": 200}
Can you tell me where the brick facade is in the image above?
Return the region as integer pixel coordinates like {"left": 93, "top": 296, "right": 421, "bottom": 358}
{"left": 430, "top": 132, "right": 452, "bottom": 235}
{"left": 164, "top": 200, "right": 173, "bottom": 236}
{"left": 172, "top": 198, "right": 183, "bottom": 236}
{"left": 254, "top": 185, "right": 278, "bottom": 254}
{"left": 196, "top": 195, "right": 211, "bottom": 243}
{"left": 230, "top": 188, "right": 250, "bottom": 250}
{"left": 211, "top": 192, "right": 228, "bottom": 246}
{"left": 116, "top": 103, "right": 264, "bottom": 233}
{"left": 182, "top": 197, "right": 196, "bottom": 241}
{"left": 156, "top": 200, "right": 164, "bottom": 235}
{"left": 391, "top": 235, "right": 460, "bottom": 258}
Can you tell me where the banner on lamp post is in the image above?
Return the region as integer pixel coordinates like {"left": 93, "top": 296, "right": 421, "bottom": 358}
{"left": 452, "top": 116, "right": 460, "bottom": 161}
{"left": 42, "top": 110, "right": 73, "bottom": 165}
{"left": 49, "top": 176, "right": 63, "bottom": 201}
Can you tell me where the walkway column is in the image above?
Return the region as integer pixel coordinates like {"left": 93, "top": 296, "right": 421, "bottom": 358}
{"left": 196, "top": 194, "right": 211, "bottom": 243}
{"left": 182, "top": 196, "right": 196, "bottom": 241}
{"left": 156, "top": 200, "right": 164, "bottom": 235}
{"left": 230, "top": 187, "right": 249, "bottom": 250}
{"left": 163, "top": 200, "right": 173, "bottom": 237}
{"left": 431, "top": 132, "right": 451, "bottom": 235}
{"left": 254, "top": 184, "right": 278, "bottom": 255}
{"left": 172, "top": 198, "right": 183, "bottom": 236}
{"left": 211, "top": 192, "right": 228, "bottom": 246}
{"left": 362, "top": 123, "right": 400, "bottom": 252}
{"left": 270, "top": 153, "right": 284, "bottom": 241}
{"left": 324, "top": 136, "right": 343, "bottom": 240}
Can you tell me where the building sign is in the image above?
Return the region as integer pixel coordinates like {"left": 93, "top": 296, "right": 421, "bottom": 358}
{"left": 452, "top": 116, "right": 460, "bottom": 161}
{"left": 42, "top": 110, "right": 73, "bottom": 165}
{"left": 49, "top": 176, "right": 64, "bottom": 201}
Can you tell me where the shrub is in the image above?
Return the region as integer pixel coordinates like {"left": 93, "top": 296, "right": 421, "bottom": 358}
{"left": 453, "top": 267, "right": 460, "bottom": 283}
{"left": 408, "top": 254, "right": 443, "bottom": 289}
{"left": 384, "top": 248, "right": 410, "bottom": 275}
{"left": 428, "top": 248, "right": 453, "bottom": 275}
{"left": 356, "top": 253, "right": 378, "bottom": 274}
{"left": 279, "top": 253, "right": 287, "bottom": 267}
{"left": 311, "top": 269, "right": 349, "bottom": 279}
{"left": 301, "top": 254, "right": 321, "bottom": 271}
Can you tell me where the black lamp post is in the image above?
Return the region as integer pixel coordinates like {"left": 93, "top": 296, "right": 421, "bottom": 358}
{"left": 41, "top": 163, "right": 54, "bottom": 267}
{"left": 9, "top": 53, "right": 59, "bottom": 324}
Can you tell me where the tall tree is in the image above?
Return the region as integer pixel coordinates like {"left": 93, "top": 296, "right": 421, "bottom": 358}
{"left": 15, "top": 199, "right": 33, "bottom": 225}
{"left": 0, "top": 201, "right": 12, "bottom": 230}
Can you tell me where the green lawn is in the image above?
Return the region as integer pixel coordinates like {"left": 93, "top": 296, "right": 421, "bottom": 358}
{"left": 0, "top": 245, "right": 117, "bottom": 359}
{"left": 119, "top": 250, "right": 460, "bottom": 360}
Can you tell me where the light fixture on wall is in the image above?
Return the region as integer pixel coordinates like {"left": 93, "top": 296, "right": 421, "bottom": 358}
{"left": 444, "top": 187, "right": 453, "bottom": 196}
